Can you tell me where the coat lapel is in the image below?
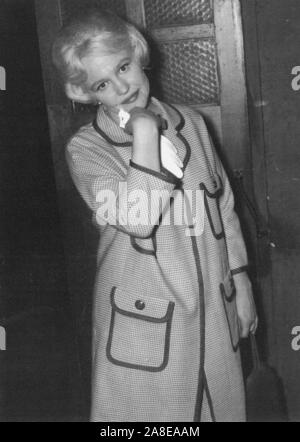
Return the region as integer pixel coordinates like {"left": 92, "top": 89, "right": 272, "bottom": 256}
{"left": 93, "top": 105, "right": 133, "bottom": 147}
{"left": 149, "top": 98, "right": 191, "bottom": 173}
{"left": 93, "top": 98, "right": 190, "bottom": 174}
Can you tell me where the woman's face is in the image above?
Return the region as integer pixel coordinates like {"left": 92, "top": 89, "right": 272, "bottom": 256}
{"left": 81, "top": 44, "right": 150, "bottom": 118}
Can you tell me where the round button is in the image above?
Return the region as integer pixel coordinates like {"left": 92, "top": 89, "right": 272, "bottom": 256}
{"left": 135, "top": 300, "right": 146, "bottom": 311}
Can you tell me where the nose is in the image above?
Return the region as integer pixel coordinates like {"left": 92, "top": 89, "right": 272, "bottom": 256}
{"left": 113, "top": 77, "right": 129, "bottom": 95}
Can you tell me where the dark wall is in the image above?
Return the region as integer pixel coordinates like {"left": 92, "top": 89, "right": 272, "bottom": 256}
{"left": 0, "top": 0, "right": 83, "bottom": 421}
{"left": 242, "top": 0, "right": 300, "bottom": 421}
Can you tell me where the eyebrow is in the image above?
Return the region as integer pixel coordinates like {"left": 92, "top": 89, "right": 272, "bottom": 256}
{"left": 90, "top": 57, "right": 131, "bottom": 91}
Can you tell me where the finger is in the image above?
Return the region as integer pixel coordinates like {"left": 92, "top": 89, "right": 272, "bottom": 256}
{"left": 239, "top": 319, "right": 251, "bottom": 339}
{"left": 240, "top": 328, "right": 250, "bottom": 339}
{"left": 250, "top": 317, "right": 258, "bottom": 334}
{"left": 127, "top": 107, "right": 160, "bottom": 129}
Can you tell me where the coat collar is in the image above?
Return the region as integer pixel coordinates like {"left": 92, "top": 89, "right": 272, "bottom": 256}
{"left": 92, "top": 97, "right": 191, "bottom": 173}
{"left": 93, "top": 97, "right": 185, "bottom": 147}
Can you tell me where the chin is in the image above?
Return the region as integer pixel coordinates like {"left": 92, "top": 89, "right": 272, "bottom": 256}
{"left": 135, "top": 93, "right": 150, "bottom": 109}
{"left": 123, "top": 99, "right": 146, "bottom": 113}
{"left": 129, "top": 100, "right": 147, "bottom": 111}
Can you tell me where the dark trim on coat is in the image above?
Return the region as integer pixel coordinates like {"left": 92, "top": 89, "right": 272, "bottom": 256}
{"left": 110, "top": 287, "right": 173, "bottom": 322}
{"left": 130, "top": 160, "right": 180, "bottom": 185}
{"left": 220, "top": 281, "right": 240, "bottom": 352}
{"left": 93, "top": 101, "right": 191, "bottom": 177}
{"left": 182, "top": 195, "right": 206, "bottom": 422}
{"left": 167, "top": 103, "right": 185, "bottom": 132}
{"left": 92, "top": 118, "right": 132, "bottom": 147}
{"left": 231, "top": 266, "right": 249, "bottom": 276}
{"left": 191, "top": 229, "right": 206, "bottom": 422}
{"left": 204, "top": 373, "right": 216, "bottom": 422}
{"left": 106, "top": 287, "right": 175, "bottom": 372}
{"left": 130, "top": 236, "right": 157, "bottom": 257}
{"left": 200, "top": 180, "right": 223, "bottom": 199}
{"left": 200, "top": 179, "right": 225, "bottom": 240}
{"left": 167, "top": 104, "right": 191, "bottom": 171}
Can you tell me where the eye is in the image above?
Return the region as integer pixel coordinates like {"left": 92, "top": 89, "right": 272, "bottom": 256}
{"left": 96, "top": 81, "right": 108, "bottom": 92}
{"left": 120, "top": 62, "right": 130, "bottom": 73}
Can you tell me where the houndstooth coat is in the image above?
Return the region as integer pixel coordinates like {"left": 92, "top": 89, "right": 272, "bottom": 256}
{"left": 66, "top": 97, "right": 248, "bottom": 422}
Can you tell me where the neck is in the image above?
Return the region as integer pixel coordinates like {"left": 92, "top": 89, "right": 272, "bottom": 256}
{"left": 102, "top": 105, "right": 120, "bottom": 125}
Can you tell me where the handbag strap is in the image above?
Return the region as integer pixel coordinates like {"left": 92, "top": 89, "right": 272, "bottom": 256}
{"left": 250, "top": 333, "right": 261, "bottom": 370}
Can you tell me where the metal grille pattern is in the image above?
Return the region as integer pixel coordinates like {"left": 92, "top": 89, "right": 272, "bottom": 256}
{"left": 144, "top": 0, "right": 213, "bottom": 28}
{"left": 157, "top": 39, "right": 219, "bottom": 105}
{"left": 60, "top": 0, "right": 127, "bottom": 23}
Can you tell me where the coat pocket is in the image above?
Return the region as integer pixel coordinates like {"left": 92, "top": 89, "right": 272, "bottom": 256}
{"left": 106, "top": 287, "right": 175, "bottom": 372}
{"left": 220, "top": 272, "right": 240, "bottom": 352}
{"left": 200, "top": 173, "right": 225, "bottom": 240}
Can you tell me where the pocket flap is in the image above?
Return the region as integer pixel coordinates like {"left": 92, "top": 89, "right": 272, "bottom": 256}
{"left": 130, "top": 236, "right": 156, "bottom": 256}
{"left": 111, "top": 287, "right": 173, "bottom": 322}
{"left": 200, "top": 173, "right": 223, "bottom": 197}
{"left": 221, "top": 271, "right": 236, "bottom": 302}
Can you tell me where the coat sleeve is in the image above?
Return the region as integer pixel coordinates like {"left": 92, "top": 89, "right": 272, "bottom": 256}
{"left": 66, "top": 129, "right": 180, "bottom": 239}
{"left": 216, "top": 157, "right": 249, "bottom": 275}
{"left": 189, "top": 110, "right": 249, "bottom": 275}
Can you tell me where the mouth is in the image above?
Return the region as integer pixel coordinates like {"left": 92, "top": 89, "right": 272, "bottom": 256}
{"left": 121, "top": 91, "right": 139, "bottom": 105}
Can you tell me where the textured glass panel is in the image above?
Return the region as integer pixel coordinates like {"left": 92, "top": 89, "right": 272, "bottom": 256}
{"left": 60, "top": 0, "right": 127, "bottom": 23}
{"left": 155, "top": 39, "right": 219, "bottom": 105}
{"left": 144, "top": 0, "right": 213, "bottom": 28}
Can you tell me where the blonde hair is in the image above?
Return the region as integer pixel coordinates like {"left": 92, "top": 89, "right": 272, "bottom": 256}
{"left": 52, "top": 9, "right": 150, "bottom": 87}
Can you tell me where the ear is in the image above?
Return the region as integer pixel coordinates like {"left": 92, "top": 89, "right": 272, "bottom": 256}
{"left": 65, "top": 82, "right": 93, "bottom": 104}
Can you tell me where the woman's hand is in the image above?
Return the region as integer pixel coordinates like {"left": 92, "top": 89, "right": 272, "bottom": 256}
{"left": 125, "top": 107, "right": 161, "bottom": 172}
{"left": 234, "top": 272, "right": 258, "bottom": 338}
{"left": 124, "top": 107, "right": 166, "bottom": 135}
